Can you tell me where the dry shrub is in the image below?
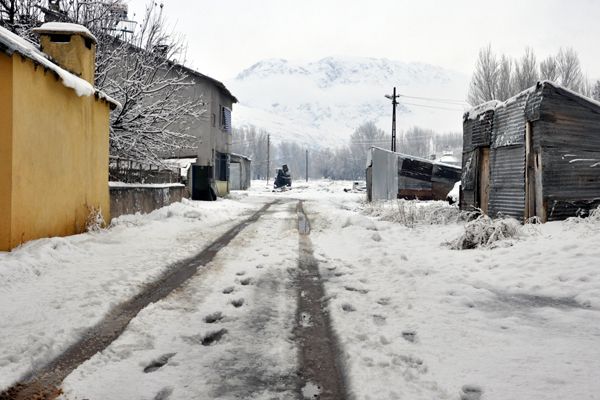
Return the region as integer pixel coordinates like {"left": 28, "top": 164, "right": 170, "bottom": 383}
{"left": 565, "top": 206, "right": 600, "bottom": 232}
{"left": 86, "top": 206, "right": 105, "bottom": 232}
{"left": 362, "top": 199, "right": 463, "bottom": 227}
{"left": 448, "top": 214, "right": 521, "bottom": 250}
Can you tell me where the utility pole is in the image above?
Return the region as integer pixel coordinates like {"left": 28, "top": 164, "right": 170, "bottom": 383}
{"left": 266, "top": 134, "right": 270, "bottom": 185}
{"left": 305, "top": 149, "right": 309, "bottom": 182}
{"left": 385, "top": 87, "right": 399, "bottom": 152}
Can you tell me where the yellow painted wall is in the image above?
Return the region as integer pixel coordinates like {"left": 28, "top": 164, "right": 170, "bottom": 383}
{"left": 0, "top": 53, "right": 13, "bottom": 251}
{"left": 39, "top": 34, "right": 96, "bottom": 84}
{"left": 1, "top": 54, "right": 110, "bottom": 250}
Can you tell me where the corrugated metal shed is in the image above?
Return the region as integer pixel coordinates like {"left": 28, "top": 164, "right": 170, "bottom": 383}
{"left": 534, "top": 83, "right": 600, "bottom": 220}
{"left": 367, "top": 147, "right": 461, "bottom": 201}
{"left": 461, "top": 81, "right": 600, "bottom": 222}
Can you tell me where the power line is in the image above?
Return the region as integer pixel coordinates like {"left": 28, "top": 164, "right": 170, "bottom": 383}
{"left": 400, "top": 101, "right": 465, "bottom": 112}
{"left": 398, "top": 93, "right": 468, "bottom": 105}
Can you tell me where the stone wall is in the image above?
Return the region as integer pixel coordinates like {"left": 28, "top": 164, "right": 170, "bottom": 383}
{"left": 109, "top": 184, "right": 189, "bottom": 219}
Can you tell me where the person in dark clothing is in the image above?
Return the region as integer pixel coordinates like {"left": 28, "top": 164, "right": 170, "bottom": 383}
{"left": 274, "top": 164, "right": 292, "bottom": 189}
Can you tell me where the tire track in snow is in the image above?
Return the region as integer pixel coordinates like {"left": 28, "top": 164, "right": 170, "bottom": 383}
{"left": 295, "top": 201, "right": 349, "bottom": 400}
{"left": 0, "top": 201, "right": 278, "bottom": 400}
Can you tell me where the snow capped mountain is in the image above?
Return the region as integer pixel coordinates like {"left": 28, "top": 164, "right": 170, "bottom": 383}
{"left": 228, "top": 56, "right": 470, "bottom": 148}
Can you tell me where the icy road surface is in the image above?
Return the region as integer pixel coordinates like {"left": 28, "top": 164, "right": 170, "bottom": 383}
{"left": 1, "top": 180, "right": 599, "bottom": 399}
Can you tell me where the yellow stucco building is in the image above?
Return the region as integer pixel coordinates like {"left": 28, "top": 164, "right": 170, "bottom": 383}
{"left": 0, "top": 23, "right": 117, "bottom": 251}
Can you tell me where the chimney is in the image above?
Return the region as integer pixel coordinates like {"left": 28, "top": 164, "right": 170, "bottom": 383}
{"left": 33, "top": 23, "right": 97, "bottom": 84}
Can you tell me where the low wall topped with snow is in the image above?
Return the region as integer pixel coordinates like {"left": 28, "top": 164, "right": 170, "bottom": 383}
{"left": 109, "top": 183, "right": 189, "bottom": 220}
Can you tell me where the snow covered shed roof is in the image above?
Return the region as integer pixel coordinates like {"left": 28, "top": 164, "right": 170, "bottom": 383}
{"left": 465, "top": 81, "right": 600, "bottom": 121}
{"left": 0, "top": 25, "right": 119, "bottom": 109}
{"left": 230, "top": 153, "right": 252, "bottom": 162}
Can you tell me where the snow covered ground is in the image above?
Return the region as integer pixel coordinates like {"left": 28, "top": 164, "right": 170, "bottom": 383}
{"left": 304, "top": 192, "right": 600, "bottom": 400}
{"left": 1, "top": 180, "right": 599, "bottom": 399}
{"left": 0, "top": 198, "right": 256, "bottom": 390}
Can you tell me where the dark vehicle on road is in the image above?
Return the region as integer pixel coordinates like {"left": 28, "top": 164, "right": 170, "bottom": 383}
{"left": 274, "top": 164, "right": 292, "bottom": 189}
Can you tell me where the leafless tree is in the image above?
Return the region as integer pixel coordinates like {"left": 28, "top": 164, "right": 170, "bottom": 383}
{"left": 539, "top": 55, "right": 559, "bottom": 82}
{"left": 512, "top": 47, "right": 538, "bottom": 93}
{"left": 231, "top": 125, "right": 271, "bottom": 179}
{"left": 467, "top": 45, "right": 500, "bottom": 105}
{"left": 592, "top": 80, "right": 600, "bottom": 101}
{"left": 0, "top": 0, "right": 43, "bottom": 38}
{"left": 348, "top": 121, "right": 388, "bottom": 179}
{"left": 496, "top": 55, "right": 513, "bottom": 101}
{"left": 98, "top": 3, "right": 202, "bottom": 164}
{"left": 556, "top": 47, "right": 584, "bottom": 92}
{"left": 2, "top": 1, "right": 201, "bottom": 166}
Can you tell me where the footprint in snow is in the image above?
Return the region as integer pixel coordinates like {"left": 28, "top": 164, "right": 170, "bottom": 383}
{"left": 377, "top": 297, "right": 391, "bottom": 306}
{"left": 460, "top": 385, "right": 484, "bottom": 400}
{"left": 201, "top": 329, "right": 228, "bottom": 346}
{"left": 345, "top": 286, "right": 369, "bottom": 294}
{"left": 236, "top": 271, "right": 246, "bottom": 276}
{"left": 239, "top": 277, "right": 253, "bottom": 286}
{"left": 401, "top": 330, "right": 417, "bottom": 343}
{"left": 231, "top": 298, "right": 245, "bottom": 308}
{"left": 222, "top": 286, "right": 235, "bottom": 294}
{"left": 143, "top": 353, "right": 176, "bottom": 373}
{"left": 391, "top": 354, "right": 427, "bottom": 374}
{"left": 372, "top": 314, "right": 386, "bottom": 326}
{"left": 342, "top": 303, "right": 356, "bottom": 312}
{"left": 204, "top": 312, "right": 224, "bottom": 324}
{"left": 153, "top": 387, "right": 173, "bottom": 400}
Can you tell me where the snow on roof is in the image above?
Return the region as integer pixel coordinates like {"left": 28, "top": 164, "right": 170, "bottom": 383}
{"left": 438, "top": 154, "right": 460, "bottom": 164}
{"left": 464, "top": 100, "right": 500, "bottom": 120}
{"left": 369, "top": 146, "right": 461, "bottom": 169}
{"left": 32, "top": 22, "right": 96, "bottom": 43}
{"left": 0, "top": 25, "right": 119, "bottom": 109}
{"left": 465, "top": 80, "right": 600, "bottom": 119}
{"left": 230, "top": 153, "right": 252, "bottom": 161}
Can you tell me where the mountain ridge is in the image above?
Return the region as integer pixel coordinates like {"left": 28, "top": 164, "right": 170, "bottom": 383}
{"left": 228, "top": 56, "right": 470, "bottom": 148}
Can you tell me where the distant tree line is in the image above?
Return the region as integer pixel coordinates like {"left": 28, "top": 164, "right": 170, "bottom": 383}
{"left": 468, "top": 44, "right": 600, "bottom": 105}
{"left": 232, "top": 122, "right": 462, "bottom": 181}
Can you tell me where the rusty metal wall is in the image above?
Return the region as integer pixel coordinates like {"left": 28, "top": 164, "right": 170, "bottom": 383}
{"left": 463, "top": 109, "right": 494, "bottom": 152}
{"left": 397, "top": 155, "right": 461, "bottom": 201}
{"left": 488, "top": 91, "right": 530, "bottom": 220}
{"left": 534, "top": 84, "right": 600, "bottom": 220}
{"left": 462, "top": 81, "right": 600, "bottom": 221}
{"left": 488, "top": 145, "right": 526, "bottom": 219}
{"left": 461, "top": 105, "right": 495, "bottom": 212}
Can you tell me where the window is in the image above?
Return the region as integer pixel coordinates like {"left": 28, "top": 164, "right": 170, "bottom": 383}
{"left": 220, "top": 106, "right": 232, "bottom": 133}
{"left": 214, "top": 151, "right": 229, "bottom": 181}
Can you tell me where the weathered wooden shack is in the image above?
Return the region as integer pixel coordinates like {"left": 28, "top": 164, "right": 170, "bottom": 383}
{"left": 367, "top": 147, "right": 461, "bottom": 201}
{"left": 461, "top": 81, "right": 600, "bottom": 221}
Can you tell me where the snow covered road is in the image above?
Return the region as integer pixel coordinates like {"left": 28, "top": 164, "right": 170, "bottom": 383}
{"left": 60, "top": 200, "right": 304, "bottom": 399}
{"left": 1, "top": 180, "right": 600, "bottom": 400}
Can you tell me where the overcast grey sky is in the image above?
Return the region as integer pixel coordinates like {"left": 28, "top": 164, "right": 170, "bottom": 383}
{"left": 127, "top": 0, "right": 600, "bottom": 82}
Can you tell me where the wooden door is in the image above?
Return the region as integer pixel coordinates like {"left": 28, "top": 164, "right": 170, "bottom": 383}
{"left": 525, "top": 122, "right": 534, "bottom": 220}
{"left": 478, "top": 147, "right": 490, "bottom": 214}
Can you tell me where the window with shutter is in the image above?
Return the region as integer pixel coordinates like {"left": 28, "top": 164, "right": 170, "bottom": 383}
{"left": 220, "top": 106, "right": 232, "bottom": 133}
